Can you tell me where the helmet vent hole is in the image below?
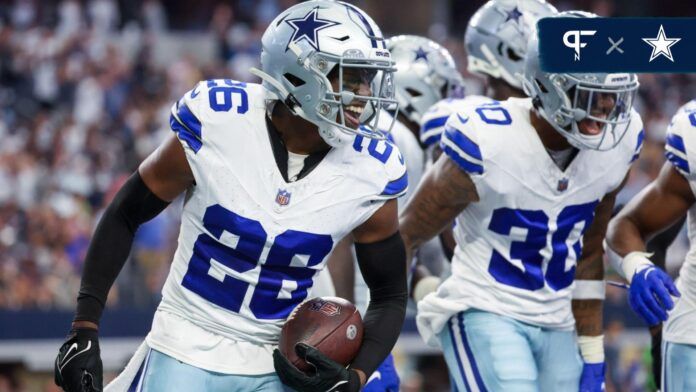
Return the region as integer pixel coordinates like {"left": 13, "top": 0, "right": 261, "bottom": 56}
{"left": 497, "top": 42, "right": 504, "bottom": 56}
{"left": 507, "top": 48, "right": 522, "bottom": 62}
{"left": 536, "top": 79, "right": 548, "bottom": 93}
{"left": 405, "top": 87, "right": 422, "bottom": 98}
{"left": 284, "top": 73, "right": 306, "bottom": 87}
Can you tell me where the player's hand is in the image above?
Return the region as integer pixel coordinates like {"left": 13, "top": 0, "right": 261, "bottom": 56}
{"left": 629, "top": 265, "right": 680, "bottom": 326}
{"left": 273, "top": 343, "right": 360, "bottom": 392}
{"left": 579, "top": 362, "right": 605, "bottom": 392}
{"left": 54, "top": 328, "right": 102, "bottom": 392}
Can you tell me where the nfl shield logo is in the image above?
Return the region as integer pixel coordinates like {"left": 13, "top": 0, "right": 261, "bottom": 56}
{"left": 309, "top": 300, "right": 341, "bottom": 317}
{"left": 275, "top": 189, "right": 291, "bottom": 206}
{"left": 557, "top": 178, "right": 569, "bottom": 192}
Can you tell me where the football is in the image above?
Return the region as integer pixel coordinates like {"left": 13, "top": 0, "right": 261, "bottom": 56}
{"left": 279, "top": 297, "right": 364, "bottom": 372}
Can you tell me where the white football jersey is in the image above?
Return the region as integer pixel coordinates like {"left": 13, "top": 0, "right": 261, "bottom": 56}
{"left": 663, "top": 99, "right": 696, "bottom": 346}
{"left": 147, "top": 79, "right": 407, "bottom": 373}
{"left": 417, "top": 97, "right": 644, "bottom": 346}
{"left": 386, "top": 114, "right": 425, "bottom": 206}
{"left": 419, "top": 95, "right": 496, "bottom": 149}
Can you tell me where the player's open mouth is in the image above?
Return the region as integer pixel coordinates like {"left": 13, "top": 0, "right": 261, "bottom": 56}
{"left": 579, "top": 119, "right": 603, "bottom": 136}
{"left": 343, "top": 105, "right": 364, "bottom": 129}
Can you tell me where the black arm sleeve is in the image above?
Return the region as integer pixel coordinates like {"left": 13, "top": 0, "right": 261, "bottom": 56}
{"left": 351, "top": 231, "right": 408, "bottom": 376}
{"left": 74, "top": 172, "right": 170, "bottom": 324}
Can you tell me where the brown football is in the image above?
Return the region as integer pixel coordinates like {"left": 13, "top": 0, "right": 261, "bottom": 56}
{"left": 279, "top": 296, "right": 363, "bottom": 372}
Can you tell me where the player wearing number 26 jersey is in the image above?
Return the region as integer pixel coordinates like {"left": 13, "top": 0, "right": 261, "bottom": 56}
{"left": 54, "top": 2, "right": 409, "bottom": 392}
{"left": 400, "top": 11, "right": 642, "bottom": 392}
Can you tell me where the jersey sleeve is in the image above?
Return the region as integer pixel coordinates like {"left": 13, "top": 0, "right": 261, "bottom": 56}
{"left": 665, "top": 108, "right": 696, "bottom": 181}
{"left": 420, "top": 100, "right": 455, "bottom": 147}
{"left": 170, "top": 81, "right": 207, "bottom": 154}
{"left": 375, "top": 142, "right": 409, "bottom": 200}
{"left": 439, "top": 110, "right": 484, "bottom": 177}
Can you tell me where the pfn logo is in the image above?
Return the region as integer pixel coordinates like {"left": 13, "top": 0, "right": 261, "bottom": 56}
{"left": 563, "top": 30, "right": 596, "bottom": 61}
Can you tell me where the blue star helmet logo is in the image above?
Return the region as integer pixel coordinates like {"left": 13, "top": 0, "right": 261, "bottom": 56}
{"left": 285, "top": 7, "right": 339, "bottom": 52}
{"left": 414, "top": 47, "right": 429, "bottom": 61}
{"left": 506, "top": 7, "right": 523, "bottom": 23}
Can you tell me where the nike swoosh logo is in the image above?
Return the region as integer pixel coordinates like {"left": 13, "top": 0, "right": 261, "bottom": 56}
{"left": 190, "top": 85, "right": 200, "bottom": 98}
{"left": 60, "top": 343, "right": 78, "bottom": 366}
{"left": 59, "top": 341, "right": 92, "bottom": 372}
{"left": 366, "top": 371, "right": 382, "bottom": 385}
{"left": 644, "top": 267, "right": 655, "bottom": 279}
{"left": 325, "top": 380, "right": 348, "bottom": 392}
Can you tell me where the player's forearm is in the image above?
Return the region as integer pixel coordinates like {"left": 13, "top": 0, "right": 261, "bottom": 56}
{"left": 573, "top": 251, "right": 605, "bottom": 337}
{"left": 75, "top": 172, "right": 169, "bottom": 324}
{"left": 399, "top": 156, "right": 477, "bottom": 252}
{"left": 352, "top": 232, "right": 408, "bottom": 376}
{"left": 572, "top": 299, "right": 603, "bottom": 336}
{"left": 605, "top": 214, "right": 648, "bottom": 257}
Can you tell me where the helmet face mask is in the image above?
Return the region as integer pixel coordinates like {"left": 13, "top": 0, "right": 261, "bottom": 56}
{"left": 559, "top": 75, "right": 638, "bottom": 150}
{"left": 315, "top": 52, "right": 398, "bottom": 139}
{"left": 253, "top": 1, "right": 398, "bottom": 147}
{"left": 523, "top": 11, "right": 640, "bottom": 151}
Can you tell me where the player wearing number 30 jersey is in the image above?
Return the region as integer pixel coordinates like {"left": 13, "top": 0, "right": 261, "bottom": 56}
{"left": 54, "top": 2, "right": 408, "bottom": 392}
{"left": 400, "top": 11, "right": 642, "bottom": 392}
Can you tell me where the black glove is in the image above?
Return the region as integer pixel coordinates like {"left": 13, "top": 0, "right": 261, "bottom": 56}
{"left": 55, "top": 328, "right": 103, "bottom": 392}
{"left": 273, "top": 343, "right": 361, "bottom": 392}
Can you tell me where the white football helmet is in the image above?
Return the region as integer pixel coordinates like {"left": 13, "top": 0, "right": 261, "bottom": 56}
{"left": 251, "top": 0, "right": 398, "bottom": 147}
{"left": 386, "top": 35, "right": 464, "bottom": 124}
{"left": 522, "top": 11, "right": 639, "bottom": 151}
{"left": 465, "top": 0, "right": 557, "bottom": 89}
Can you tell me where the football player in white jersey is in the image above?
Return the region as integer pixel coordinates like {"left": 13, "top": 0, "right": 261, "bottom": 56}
{"left": 412, "top": 0, "right": 558, "bottom": 302}
{"left": 418, "top": 0, "right": 557, "bottom": 162}
{"left": 53, "top": 2, "right": 409, "bottom": 392}
{"left": 317, "top": 34, "right": 464, "bottom": 392}
{"left": 605, "top": 101, "right": 695, "bottom": 392}
{"left": 400, "top": 11, "right": 642, "bottom": 392}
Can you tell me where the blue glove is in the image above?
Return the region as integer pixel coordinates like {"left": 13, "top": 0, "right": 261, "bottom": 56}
{"left": 579, "top": 362, "right": 605, "bottom": 392}
{"left": 629, "top": 266, "right": 680, "bottom": 326}
{"left": 363, "top": 354, "right": 400, "bottom": 392}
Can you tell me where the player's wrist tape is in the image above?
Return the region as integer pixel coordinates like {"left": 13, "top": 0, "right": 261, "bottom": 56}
{"left": 413, "top": 276, "right": 441, "bottom": 302}
{"left": 578, "top": 335, "right": 605, "bottom": 364}
{"left": 572, "top": 280, "right": 606, "bottom": 300}
{"left": 621, "top": 252, "right": 654, "bottom": 283}
{"left": 603, "top": 241, "right": 653, "bottom": 283}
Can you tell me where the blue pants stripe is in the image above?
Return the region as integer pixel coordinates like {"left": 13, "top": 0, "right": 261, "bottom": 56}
{"left": 129, "top": 348, "right": 152, "bottom": 392}
{"left": 448, "top": 318, "right": 472, "bottom": 391}
{"left": 458, "top": 313, "right": 487, "bottom": 391}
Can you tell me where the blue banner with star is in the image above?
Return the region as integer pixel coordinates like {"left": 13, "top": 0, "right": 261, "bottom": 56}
{"left": 538, "top": 18, "right": 696, "bottom": 73}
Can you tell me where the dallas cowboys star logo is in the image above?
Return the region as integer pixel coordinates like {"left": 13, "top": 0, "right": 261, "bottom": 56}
{"left": 642, "top": 24, "right": 681, "bottom": 62}
{"left": 414, "top": 47, "right": 429, "bottom": 61}
{"left": 285, "top": 7, "right": 339, "bottom": 52}
{"left": 506, "top": 7, "right": 523, "bottom": 23}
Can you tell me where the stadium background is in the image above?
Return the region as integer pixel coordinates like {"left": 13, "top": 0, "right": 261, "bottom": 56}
{"left": 0, "top": 0, "right": 695, "bottom": 391}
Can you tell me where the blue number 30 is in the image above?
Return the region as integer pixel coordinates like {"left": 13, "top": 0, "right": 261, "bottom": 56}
{"left": 488, "top": 201, "right": 598, "bottom": 291}
{"left": 182, "top": 205, "right": 333, "bottom": 319}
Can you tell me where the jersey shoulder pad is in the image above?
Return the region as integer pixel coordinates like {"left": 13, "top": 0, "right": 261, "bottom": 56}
{"left": 439, "top": 108, "right": 485, "bottom": 176}
{"left": 419, "top": 95, "right": 494, "bottom": 147}
{"left": 665, "top": 103, "right": 696, "bottom": 178}
{"left": 624, "top": 109, "right": 645, "bottom": 164}
{"left": 350, "top": 135, "right": 408, "bottom": 200}
{"left": 170, "top": 80, "right": 264, "bottom": 153}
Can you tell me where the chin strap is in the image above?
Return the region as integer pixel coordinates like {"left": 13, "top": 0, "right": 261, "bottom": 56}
{"left": 250, "top": 67, "right": 306, "bottom": 117}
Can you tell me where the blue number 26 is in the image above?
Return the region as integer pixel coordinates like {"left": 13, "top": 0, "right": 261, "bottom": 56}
{"left": 182, "top": 205, "right": 333, "bottom": 319}
{"left": 487, "top": 201, "right": 598, "bottom": 291}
